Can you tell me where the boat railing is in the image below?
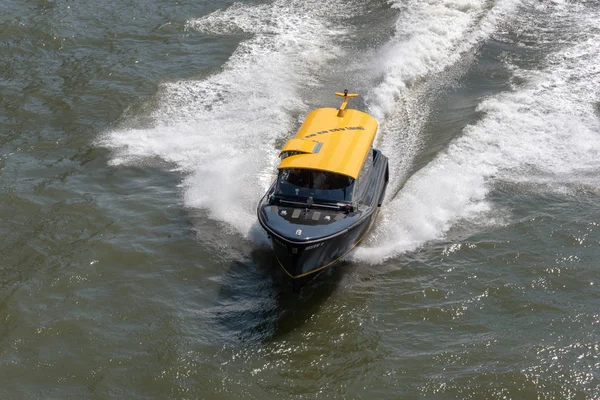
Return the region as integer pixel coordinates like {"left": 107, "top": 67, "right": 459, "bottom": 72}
{"left": 272, "top": 196, "right": 351, "bottom": 212}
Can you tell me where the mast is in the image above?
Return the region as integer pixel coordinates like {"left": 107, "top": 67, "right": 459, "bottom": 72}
{"left": 335, "top": 89, "right": 358, "bottom": 118}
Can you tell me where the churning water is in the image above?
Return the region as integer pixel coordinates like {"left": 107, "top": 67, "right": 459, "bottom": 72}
{"left": 1, "top": 0, "right": 599, "bottom": 398}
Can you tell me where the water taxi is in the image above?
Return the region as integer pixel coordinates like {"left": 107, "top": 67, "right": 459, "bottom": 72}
{"left": 257, "top": 91, "right": 389, "bottom": 282}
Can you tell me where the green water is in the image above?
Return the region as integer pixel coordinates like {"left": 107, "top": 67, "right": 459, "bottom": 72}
{"left": 1, "top": 0, "right": 599, "bottom": 398}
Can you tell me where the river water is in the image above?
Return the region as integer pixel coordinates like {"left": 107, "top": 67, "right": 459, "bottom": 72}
{"left": 1, "top": 0, "right": 599, "bottom": 398}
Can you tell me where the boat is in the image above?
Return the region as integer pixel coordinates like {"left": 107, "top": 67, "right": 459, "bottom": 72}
{"left": 257, "top": 90, "right": 389, "bottom": 283}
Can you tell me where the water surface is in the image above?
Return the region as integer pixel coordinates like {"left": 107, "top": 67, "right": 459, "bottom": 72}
{"left": 1, "top": 0, "right": 600, "bottom": 398}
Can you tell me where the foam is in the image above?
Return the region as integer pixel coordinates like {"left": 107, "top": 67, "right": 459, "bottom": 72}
{"left": 100, "top": 0, "right": 600, "bottom": 266}
{"left": 99, "top": 0, "right": 359, "bottom": 239}
{"left": 362, "top": 0, "right": 522, "bottom": 202}
{"left": 365, "top": 0, "right": 522, "bottom": 122}
{"left": 354, "top": 3, "right": 600, "bottom": 263}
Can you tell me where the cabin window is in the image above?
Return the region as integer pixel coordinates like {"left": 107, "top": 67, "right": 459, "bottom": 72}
{"left": 276, "top": 168, "right": 354, "bottom": 202}
{"left": 280, "top": 151, "right": 302, "bottom": 160}
{"left": 354, "top": 148, "right": 375, "bottom": 205}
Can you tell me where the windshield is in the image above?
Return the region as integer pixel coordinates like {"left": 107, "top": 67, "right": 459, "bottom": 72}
{"left": 275, "top": 168, "right": 355, "bottom": 203}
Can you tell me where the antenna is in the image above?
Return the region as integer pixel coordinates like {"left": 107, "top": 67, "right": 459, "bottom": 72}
{"left": 335, "top": 89, "right": 358, "bottom": 117}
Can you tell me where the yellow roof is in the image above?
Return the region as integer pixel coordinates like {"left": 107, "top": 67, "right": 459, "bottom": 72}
{"left": 277, "top": 107, "right": 378, "bottom": 179}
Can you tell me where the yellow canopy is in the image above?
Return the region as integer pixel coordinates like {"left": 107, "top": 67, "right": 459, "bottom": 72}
{"left": 277, "top": 107, "right": 378, "bottom": 179}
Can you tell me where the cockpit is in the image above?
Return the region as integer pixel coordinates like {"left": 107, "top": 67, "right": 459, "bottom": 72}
{"left": 275, "top": 168, "right": 355, "bottom": 203}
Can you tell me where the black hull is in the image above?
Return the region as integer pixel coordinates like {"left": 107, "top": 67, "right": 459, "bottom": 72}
{"left": 269, "top": 210, "right": 376, "bottom": 279}
{"left": 258, "top": 149, "right": 389, "bottom": 282}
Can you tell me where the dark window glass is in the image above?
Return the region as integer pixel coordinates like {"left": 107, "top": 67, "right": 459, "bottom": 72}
{"left": 280, "top": 151, "right": 302, "bottom": 160}
{"left": 276, "top": 168, "right": 354, "bottom": 203}
{"left": 354, "top": 148, "right": 374, "bottom": 204}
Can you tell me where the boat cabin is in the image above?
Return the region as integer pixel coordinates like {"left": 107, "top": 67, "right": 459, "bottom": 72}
{"left": 274, "top": 104, "right": 379, "bottom": 206}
